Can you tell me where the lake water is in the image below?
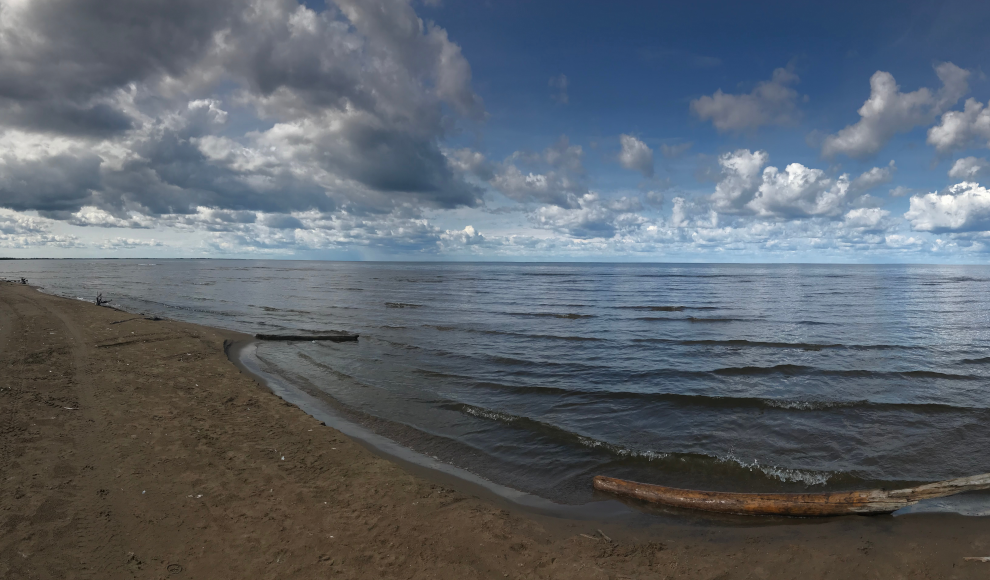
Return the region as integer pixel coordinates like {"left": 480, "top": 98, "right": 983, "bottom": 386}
{"left": 5, "top": 259, "right": 990, "bottom": 506}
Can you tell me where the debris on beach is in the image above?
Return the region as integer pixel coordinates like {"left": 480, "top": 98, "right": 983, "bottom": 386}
{"left": 593, "top": 472, "right": 990, "bottom": 516}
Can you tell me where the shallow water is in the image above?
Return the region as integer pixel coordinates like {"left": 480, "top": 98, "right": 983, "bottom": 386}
{"left": 5, "top": 259, "right": 990, "bottom": 505}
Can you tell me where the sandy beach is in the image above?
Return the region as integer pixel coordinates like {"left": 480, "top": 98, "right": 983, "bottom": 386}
{"left": 2, "top": 280, "right": 990, "bottom": 579}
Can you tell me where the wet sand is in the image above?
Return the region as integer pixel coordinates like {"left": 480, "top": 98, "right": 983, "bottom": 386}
{"left": 2, "top": 280, "right": 990, "bottom": 579}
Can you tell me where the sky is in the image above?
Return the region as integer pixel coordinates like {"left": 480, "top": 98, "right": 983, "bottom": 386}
{"left": 1, "top": 0, "right": 990, "bottom": 262}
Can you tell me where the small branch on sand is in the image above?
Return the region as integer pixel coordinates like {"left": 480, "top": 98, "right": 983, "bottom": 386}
{"left": 96, "top": 293, "right": 110, "bottom": 307}
{"left": 20, "top": 277, "right": 27, "bottom": 284}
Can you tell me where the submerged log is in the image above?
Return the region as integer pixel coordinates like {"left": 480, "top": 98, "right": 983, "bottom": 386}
{"left": 256, "top": 333, "right": 358, "bottom": 342}
{"left": 592, "top": 472, "right": 990, "bottom": 516}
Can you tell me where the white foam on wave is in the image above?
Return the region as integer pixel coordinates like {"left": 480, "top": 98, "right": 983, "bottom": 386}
{"left": 461, "top": 405, "right": 520, "bottom": 424}
{"left": 764, "top": 399, "right": 860, "bottom": 411}
{"left": 576, "top": 436, "right": 670, "bottom": 461}
{"left": 721, "top": 452, "right": 832, "bottom": 486}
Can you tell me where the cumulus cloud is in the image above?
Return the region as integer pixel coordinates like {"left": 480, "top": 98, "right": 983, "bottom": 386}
{"left": 440, "top": 224, "right": 486, "bottom": 247}
{"left": 690, "top": 67, "right": 801, "bottom": 132}
{"left": 822, "top": 63, "right": 969, "bottom": 159}
{"left": 710, "top": 149, "right": 769, "bottom": 213}
{"left": 0, "top": 0, "right": 486, "bottom": 225}
{"left": 447, "top": 148, "right": 495, "bottom": 181}
{"left": 530, "top": 193, "right": 645, "bottom": 238}
{"left": 0, "top": 209, "right": 81, "bottom": 248}
{"left": 709, "top": 149, "right": 891, "bottom": 218}
{"left": 99, "top": 237, "right": 165, "bottom": 250}
{"left": 69, "top": 206, "right": 155, "bottom": 228}
{"left": 618, "top": 135, "right": 654, "bottom": 177}
{"left": 747, "top": 164, "right": 853, "bottom": 218}
{"left": 883, "top": 234, "right": 924, "bottom": 249}
{"left": 850, "top": 161, "right": 895, "bottom": 192}
{"left": 490, "top": 137, "right": 586, "bottom": 207}
{"left": 928, "top": 99, "right": 990, "bottom": 153}
{"left": 0, "top": 0, "right": 238, "bottom": 136}
{"left": 843, "top": 207, "right": 890, "bottom": 231}
{"left": 948, "top": 157, "right": 990, "bottom": 179}
{"left": 904, "top": 182, "right": 990, "bottom": 233}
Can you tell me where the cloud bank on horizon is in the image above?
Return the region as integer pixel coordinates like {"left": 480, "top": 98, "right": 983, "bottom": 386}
{"left": 1, "top": 0, "right": 989, "bottom": 262}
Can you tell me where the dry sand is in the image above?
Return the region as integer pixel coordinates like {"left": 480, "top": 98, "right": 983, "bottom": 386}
{"left": 2, "top": 281, "right": 990, "bottom": 579}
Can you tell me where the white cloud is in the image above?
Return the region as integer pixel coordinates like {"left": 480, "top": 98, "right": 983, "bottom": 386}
{"left": 490, "top": 137, "right": 586, "bottom": 207}
{"left": 618, "top": 134, "right": 654, "bottom": 177}
{"left": 927, "top": 99, "right": 990, "bottom": 153}
{"left": 904, "top": 182, "right": 990, "bottom": 233}
{"left": 747, "top": 163, "right": 852, "bottom": 218}
{"left": 447, "top": 148, "right": 495, "bottom": 181}
{"left": 99, "top": 237, "right": 165, "bottom": 250}
{"left": 710, "top": 149, "right": 769, "bottom": 213}
{"left": 843, "top": 207, "right": 890, "bottom": 231}
{"left": 690, "top": 67, "right": 801, "bottom": 132}
{"left": 709, "top": 149, "right": 886, "bottom": 218}
{"left": 948, "top": 156, "right": 990, "bottom": 179}
{"left": 884, "top": 234, "right": 923, "bottom": 248}
{"left": 850, "top": 161, "right": 895, "bottom": 192}
{"left": 530, "top": 193, "right": 645, "bottom": 239}
{"left": 659, "top": 142, "right": 692, "bottom": 158}
{"left": 822, "top": 63, "right": 969, "bottom": 159}
{"left": 439, "top": 224, "right": 485, "bottom": 247}
{"left": 69, "top": 206, "right": 154, "bottom": 228}
{"left": 0, "top": 209, "right": 82, "bottom": 248}
{"left": 549, "top": 74, "right": 568, "bottom": 104}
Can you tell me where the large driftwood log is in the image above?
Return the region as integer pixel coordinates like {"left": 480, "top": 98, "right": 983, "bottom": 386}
{"left": 592, "top": 473, "right": 990, "bottom": 516}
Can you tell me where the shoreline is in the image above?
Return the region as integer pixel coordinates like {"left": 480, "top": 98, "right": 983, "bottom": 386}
{"left": 226, "top": 338, "right": 636, "bottom": 523}
{"left": 229, "top": 338, "right": 990, "bottom": 522}
{"left": 3, "top": 281, "right": 990, "bottom": 578}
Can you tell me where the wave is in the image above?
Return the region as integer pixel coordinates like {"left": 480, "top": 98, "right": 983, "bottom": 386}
{"left": 422, "top": 324, "right": 605, "bottom": 341}
{"left": 423, "top": 375, "right": 983, "bottom": 413}
{"left": 296, "top": 352, "right": 377, "bottom": 386}
{"left": 617, "top": 305, "right": 719, "bottom": 311}
{"left": 505, "top": 312, "right": 595, "bottom": 319}
{"left": 256, "top": 305, "right": 312, "bottom": 314}
{"left": 445, "top": 403, "right": 838, "bottom": 486}
{"left": 961, "top": 356, "right": 990, "bottom": 364}
{"left": 710, "top": 364, "right": 976, "bottom": 380}
{"left": 631, "top": 338, "right": 914, "bottom": 351}
{"left": 635, "top": 316, "right": 752, "bottom": 323}
{"left": 386, "top": 302, "right": 423, "bottom": 308}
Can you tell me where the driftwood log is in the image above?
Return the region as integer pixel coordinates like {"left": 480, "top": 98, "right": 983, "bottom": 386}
{"left": 592, "top": 473, "right": 990, "bottom": 516}
{"left": 256, "top": 333, "right": 358, "bottom": 342}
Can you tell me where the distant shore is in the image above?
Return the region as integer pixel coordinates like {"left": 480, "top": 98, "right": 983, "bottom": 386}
{"left": 2, "top": 281, "right": 989, "bottom": 579}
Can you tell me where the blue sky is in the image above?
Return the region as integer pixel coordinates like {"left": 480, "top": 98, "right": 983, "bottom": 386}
{"left": 1, "top": 0, "right": 990, "bottom": 261}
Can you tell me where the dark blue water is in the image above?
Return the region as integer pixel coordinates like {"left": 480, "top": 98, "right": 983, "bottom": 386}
{"left": 5, "top": 260, "right": 990, "bottom": 504}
